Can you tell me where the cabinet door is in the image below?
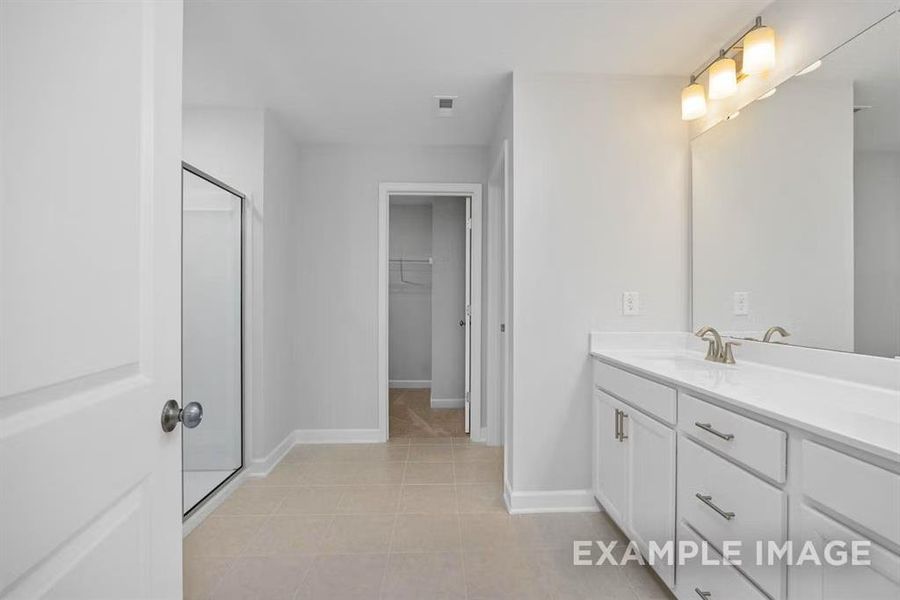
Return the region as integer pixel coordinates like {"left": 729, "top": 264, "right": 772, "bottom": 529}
{"left": 624, "top": 406, "right": 676, "bottom": 588}
{"left": 594, "top": 390, "right": 628, "bottom": 527}
{"left": 791, "top": 506, "right": 900, "bottom": 600}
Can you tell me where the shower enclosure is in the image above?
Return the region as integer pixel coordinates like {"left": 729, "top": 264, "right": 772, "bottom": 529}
{"left": 181, "top": 163, "right": 244, "bottom": 515}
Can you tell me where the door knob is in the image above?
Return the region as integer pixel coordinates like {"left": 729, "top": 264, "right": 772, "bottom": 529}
{"left": 160, "top": 400, "right": 204, "bottom": 432}
{"left": 459, "top": 319, "right": 465, "bottom": 327}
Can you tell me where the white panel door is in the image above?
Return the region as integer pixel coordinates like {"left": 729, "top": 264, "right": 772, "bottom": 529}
{"left": 464, "top": 197, "right": 472, "bottom": 433}
{"left": 0, "top": 1, "right": 183, "bottom": 599}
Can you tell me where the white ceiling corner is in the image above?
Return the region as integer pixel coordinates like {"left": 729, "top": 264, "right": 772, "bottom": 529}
{"left": 183, "top": 0, "right": 772, "bottom": 146}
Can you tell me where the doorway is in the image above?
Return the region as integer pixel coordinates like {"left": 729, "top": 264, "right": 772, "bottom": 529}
{"left": 181, "top": 163, "right": 244, "bottom": 515}
{"left": 378, "top": 183, "right": 483, "bottom": 442}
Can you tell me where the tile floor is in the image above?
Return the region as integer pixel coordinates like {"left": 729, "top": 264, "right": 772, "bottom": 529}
{"left": 184, "top": 435, "right": 673, "bottom": 599}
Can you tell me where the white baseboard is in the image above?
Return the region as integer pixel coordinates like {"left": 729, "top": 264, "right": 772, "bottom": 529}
{"left": 183, "top": 470, "right": 246, "bottom": 537}
{"left": 247, "top": 429, "right": 298, "bottom": 477}
{"left": 293, "top": 429, "right": 384, "bottom": 444}
{"left": 505, "top": 487, "right": 601, "bottom": 514}
{"left": 389, "top": 379, "right": 431, "bottom": 389}
{"left": 430, "top": 397, "right": 465, "bottom": 409}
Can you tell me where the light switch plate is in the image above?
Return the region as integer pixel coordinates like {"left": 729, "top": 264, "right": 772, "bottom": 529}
{"left": 733, "top": 292, "right": 749, "bottom": 316}
{"left": 623, "top": 291, "right": 640, "bottom": 316}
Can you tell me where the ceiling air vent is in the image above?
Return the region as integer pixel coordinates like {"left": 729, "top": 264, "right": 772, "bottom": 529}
{"left": 435, "top": 95, "right": 458, "bottom": 118}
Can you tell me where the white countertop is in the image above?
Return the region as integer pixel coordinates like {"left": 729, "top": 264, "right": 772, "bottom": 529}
{"left": 589, "top": 334, "right": 900, "bottom": 463}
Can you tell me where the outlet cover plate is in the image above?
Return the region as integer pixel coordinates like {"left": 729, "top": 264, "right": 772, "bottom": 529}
{"left": 623, "top": 291, "right": 640, "bottom": 316}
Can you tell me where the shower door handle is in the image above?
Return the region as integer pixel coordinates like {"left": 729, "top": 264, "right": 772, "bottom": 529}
{"left": 160, "top": 400, "right": 204, "bottom": 432}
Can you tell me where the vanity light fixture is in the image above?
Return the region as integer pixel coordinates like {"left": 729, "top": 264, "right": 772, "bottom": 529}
{"left": 681, "top": 77, "right": 708, "bottom": 120}
{"left": 681, "top": 16, "right": 777, "bottom": 121}
{"left": 795, "top": 60, "right": 822, "bottom": 76}
{"left": 742, "top": 17, "right": 777, "bottom": 75}
{"left": 758, "top": 87, "right": 777, "bottom": 100}
{"left": 708, "top": 51, "right": 738, "bottom": 100}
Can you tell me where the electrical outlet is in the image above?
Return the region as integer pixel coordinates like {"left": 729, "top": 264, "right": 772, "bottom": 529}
{"left": 733, "top": 292, "right": 749, "bottom": 316}
{"left": 622, "top": 291, "right": 640, "bottom": 316}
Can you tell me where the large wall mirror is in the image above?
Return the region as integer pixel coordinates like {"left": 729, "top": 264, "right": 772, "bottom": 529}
{"left": 692, "top": 11, "right": 900, "bottom": 358}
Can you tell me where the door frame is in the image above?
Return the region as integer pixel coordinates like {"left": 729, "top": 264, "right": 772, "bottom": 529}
{"left": 378, "top": 182, "right": 483, "bottom": 442}
{"left": 486, "top": 140, "right": 510, "bottom": 447}
{"left": 180, "top": 162, "right": 246, "bottom": 518}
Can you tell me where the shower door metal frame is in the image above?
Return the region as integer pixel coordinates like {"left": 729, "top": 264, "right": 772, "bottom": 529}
{"left": 181, "top": 161, "right": 246, "bottom": 518}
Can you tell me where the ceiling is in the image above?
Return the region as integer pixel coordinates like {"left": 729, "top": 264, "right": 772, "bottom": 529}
{"left": 184, "top": 0, "right": 771, "bottom": 146}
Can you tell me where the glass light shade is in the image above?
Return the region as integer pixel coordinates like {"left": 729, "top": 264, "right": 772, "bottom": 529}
{"left": 708, "top": 56, "right": 737, "bottom": 99}
{"left": 742, "top": 25, "right": 776, "bottom": 74}
{"left": 681, "top": 82, "right": 707, "bottom": 120}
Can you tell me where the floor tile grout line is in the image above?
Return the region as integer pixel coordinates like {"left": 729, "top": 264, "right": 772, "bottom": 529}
{"left": 376, "top": 498, "right": 401, "bottom": 599}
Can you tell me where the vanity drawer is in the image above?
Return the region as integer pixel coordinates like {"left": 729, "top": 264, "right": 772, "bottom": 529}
{"left": 802, "top": 440, "right": 900, "bottom": 547}
{"left": 593, "top": 360, "right": 676, "bottom": 424}
{"left": 679, "top": 436, "right": 786, "bottom": 598}
{"left": 676, "top": 521, "right": 768, "bottom": 600}
{"left": 679, "top": 393, "right": 787, "bottom": 483}
{"left": 790, "top": 505, "right": 900, "bottom": 599}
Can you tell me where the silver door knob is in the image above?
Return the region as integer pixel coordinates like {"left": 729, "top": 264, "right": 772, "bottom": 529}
{"left": 160, "top": 400, "right": 204, "bottom": 432}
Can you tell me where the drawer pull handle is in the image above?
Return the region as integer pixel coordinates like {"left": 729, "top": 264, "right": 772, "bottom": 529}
{"left": 695, "top": 422, "right": 734, "bottom": 441}
{"left": 695, "top": 589, "right": 712, "bottom": 599}
{"left": 695, "top": 493, "right": 735, "bottom": 520}
{"left": 614, "top": 409, "right": 621, "bottom": 441}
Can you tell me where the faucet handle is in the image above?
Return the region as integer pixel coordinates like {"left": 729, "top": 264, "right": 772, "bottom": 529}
{"left": 723, "top": 341, "right": 741, "bottom": 364}
{"left": 701, "top": 337, "right": 718, "bottom": 361}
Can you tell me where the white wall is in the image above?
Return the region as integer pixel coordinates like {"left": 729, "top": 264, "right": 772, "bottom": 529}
{"left": 430, "top": 198, "right": 467, "bottom": 402}
{"left": 183, "top": 107, "right": 302, "bottom": 461}
{"left": 262, "top": 112, "right": 304, "bottom": 456}
{"left": 692, "top": 80, "right": 855, "bottom": 351}
{"left": 389, "top": 203, "right": 433, "bottom": 384}
{"left": 855, "top": 151, "right": 900, "bottom": 357}
{"left": 293, "top": 145, "right": 486, "bottom": 431}
{"left": 511, "top": 74, "right": 690, "bottom": 493}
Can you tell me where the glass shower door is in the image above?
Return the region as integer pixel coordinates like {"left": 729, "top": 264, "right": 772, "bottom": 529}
{"left": 181, "top": 164, "right": 244, "bottom": 515}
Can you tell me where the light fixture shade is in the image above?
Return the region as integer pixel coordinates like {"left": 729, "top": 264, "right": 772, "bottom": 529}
{"left": 708, "top": 56, "right": 737, "bottom": 99}
{"left": 742, "top": 25, "right": 776, "bottom": 74}
{"left": 681, "top": 82, "right": 707, "bottom": 120}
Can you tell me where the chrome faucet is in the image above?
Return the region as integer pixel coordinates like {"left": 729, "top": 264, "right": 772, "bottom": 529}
{"left": 695, "top": 326, "right": 740, "bottom": 364}
{"left": 762, "top": 326, "right": 791, "bottom": 343}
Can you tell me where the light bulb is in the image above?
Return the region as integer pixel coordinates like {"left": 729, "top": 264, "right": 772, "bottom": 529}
{"left": 742, "top": 23, "right": 776, "bottom": 75}
{"left": 708, "top": 55, "right": 737, "bottom": 100}
{"left": 681, "top": 81, "right": 707, "bottom": 121}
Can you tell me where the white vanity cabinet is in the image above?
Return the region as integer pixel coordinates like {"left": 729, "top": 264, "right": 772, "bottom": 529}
{"left": 592, "top": 386, "right": 676, "bottom": 587}
{"left": 590, "top": 355, "right": 900, "bottom": 600}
